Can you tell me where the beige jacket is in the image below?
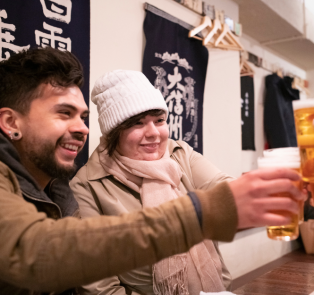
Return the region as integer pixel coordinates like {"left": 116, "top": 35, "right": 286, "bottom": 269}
{"left": 0, "top": 149, "right": 237, "bottom": 294}
{"left": 70, "top": 140, "right": 235, "bottom": 295}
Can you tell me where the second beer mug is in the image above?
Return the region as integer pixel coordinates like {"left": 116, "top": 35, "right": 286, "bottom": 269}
{"left": 257, "top": 154, "right": 302, "bottom": 241}
{"left": 293, "top": 99, "right": 314, "bottom": 183}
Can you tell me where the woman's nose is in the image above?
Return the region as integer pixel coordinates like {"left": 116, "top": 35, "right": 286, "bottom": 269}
{"left": 145, "top": 122, "right": 159, "bottom": 137}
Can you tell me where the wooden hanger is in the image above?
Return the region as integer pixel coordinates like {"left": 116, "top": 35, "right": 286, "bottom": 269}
{"left": 276, "top": 69, "right": 283, "bottom": 78}
{"left": 188, "top": 15, "right": 244, "bottom": 52}
{"left": 215, "top": 23, "right": 244, "bottom": 51}
{"left": 240, "top": 53, "right": 254, "bottom": 77}
{"left": 292, "top": 76, "right": 310, "bottom": 96}
{"left": 203, "top": 18, "right": 222, "bottom": 46}
{"left": 188, "top": 16, "right": 212, "bottom": 41}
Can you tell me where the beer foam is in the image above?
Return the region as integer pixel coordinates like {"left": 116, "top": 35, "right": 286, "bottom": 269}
{"left": 263, "top": 147, "right": 300, "bottom": 159}
{"left": 257, "top": 157, "right": 300, "bottom": 169}
{"left": 293, "top": 99, "right": 314, "bottom": 110}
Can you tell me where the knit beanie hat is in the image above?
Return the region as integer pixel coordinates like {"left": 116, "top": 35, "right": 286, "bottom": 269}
{"left": 91, "top": 70, "right": 168, "bottom": 136}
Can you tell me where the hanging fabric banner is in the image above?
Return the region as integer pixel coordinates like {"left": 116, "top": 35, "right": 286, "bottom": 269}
{"left": 241, "top": 76, "right": 256, "bottom": 150}
{"left": 143, "top": 4, "right": 208, "bottom": 154}
{"left": 0, "top": 0, "right": 90, "bottom": 169}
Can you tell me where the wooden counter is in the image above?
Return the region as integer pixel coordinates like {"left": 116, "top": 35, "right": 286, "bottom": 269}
{"left": 232, "top": 248, "right": 314, "bottom": 294}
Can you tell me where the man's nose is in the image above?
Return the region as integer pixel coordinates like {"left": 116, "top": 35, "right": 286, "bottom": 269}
{"left": 70, "top": 117, "right": 89, "bottom": 136}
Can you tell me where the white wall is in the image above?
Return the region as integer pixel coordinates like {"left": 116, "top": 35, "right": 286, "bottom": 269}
{"left": 90, "top": 0, "right": 306, "bottom": 281}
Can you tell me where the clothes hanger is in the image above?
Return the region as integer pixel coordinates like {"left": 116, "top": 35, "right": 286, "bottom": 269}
{"left": 276, "top": 69, "right": 283, "bottom": 78}
{"left": 215, "top": 23, "right": 244, "bottom": 51}
{"left": 239, "top": 51, "right": 254, "bottom": 76}
{"left": 240, "top": 59, "right": 255, "bottom": 77}
{"left": 203, "top": 18, "right": 222, "bottom": 46}
{"left": 188, "top": 16, "right": 212, "bottom": 41}
{"left": 292, "top": 76, "right": 310, "bottom": 96}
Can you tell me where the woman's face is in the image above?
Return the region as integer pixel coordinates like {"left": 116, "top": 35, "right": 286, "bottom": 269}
{"left": 116, "top": 113, "right": 169, "bottom": 161}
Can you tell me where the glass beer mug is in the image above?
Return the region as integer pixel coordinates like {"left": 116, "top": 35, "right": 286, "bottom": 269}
{"left": 257, "top": 154, "right": 302, "bottom": 241}
{"left": 293, "top": 100, "right": 314, "bottom": 183}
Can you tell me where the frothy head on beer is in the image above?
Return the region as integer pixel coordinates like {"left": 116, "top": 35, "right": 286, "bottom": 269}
{"left": 263, "top": 147, "right": 300, "bottom": 161}
{"left": 293, "top": 99, "right": 314, "bottom": 111}
{"left": 257, "top": 156, "right": 300, "bottom": 169}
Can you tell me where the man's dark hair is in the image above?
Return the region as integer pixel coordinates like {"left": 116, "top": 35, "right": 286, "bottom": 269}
{"left": 103, "top": 109, "right": 166, "bottom": 157}
{"left": 0, "top": 47, "right": 84, "bottom": 114}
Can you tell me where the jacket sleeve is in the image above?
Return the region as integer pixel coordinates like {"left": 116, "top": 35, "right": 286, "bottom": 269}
{"left": 189, "top": 146, "right": 235, "bottom": 190}
{"left": 0, "top": 164, "right": 237, "bottom": 293}
{"left": 174, "top": 140, "right": 235, "bottom": 191}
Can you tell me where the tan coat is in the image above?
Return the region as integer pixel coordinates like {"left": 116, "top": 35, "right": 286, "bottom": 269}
{"left": 70, "top": 140, "right": 235, "bottom": 295}
{"left": 0, "top": 148, "right": 237, "bottom": 294}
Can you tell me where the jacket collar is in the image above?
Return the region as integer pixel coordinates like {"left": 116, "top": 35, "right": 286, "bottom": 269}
{"left": 86, "top": 139, "right": 182, "bottom": 181}
{"left": 0, "top": 131, "right": 78, "bottom": 217}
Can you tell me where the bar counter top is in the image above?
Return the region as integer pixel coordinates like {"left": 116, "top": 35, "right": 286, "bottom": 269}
{"left": 232, "top": 248, "right": 314, "bottom": 294}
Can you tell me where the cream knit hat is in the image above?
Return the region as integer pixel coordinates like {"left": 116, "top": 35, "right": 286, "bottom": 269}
{"left": 91, "top": 70, "right": 168, "bottom": 136}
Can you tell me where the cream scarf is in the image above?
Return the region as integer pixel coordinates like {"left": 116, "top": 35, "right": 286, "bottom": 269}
{"left": 98, "top": 144, "right": 225, "bottom": 295}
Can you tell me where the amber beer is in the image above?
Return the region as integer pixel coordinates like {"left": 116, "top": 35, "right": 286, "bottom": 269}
{"left": 293, "top": 100, "right": 314, "bottom": 183}
{"left": 257, "top": 156, "right": 301, "bottom": 241}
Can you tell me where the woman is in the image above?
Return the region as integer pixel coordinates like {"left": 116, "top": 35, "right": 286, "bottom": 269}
{"left": 70, "top": 70, "right": 233, "bottom": 295}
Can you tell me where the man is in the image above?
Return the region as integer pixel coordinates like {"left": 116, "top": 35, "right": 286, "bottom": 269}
{"left": 0, "top": 47, "right": 304, "bottom": 295}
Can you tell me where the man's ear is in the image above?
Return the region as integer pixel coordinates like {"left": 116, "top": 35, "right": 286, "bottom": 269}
{"left": 0, "top": 108, "right": 23, "bottom": 138}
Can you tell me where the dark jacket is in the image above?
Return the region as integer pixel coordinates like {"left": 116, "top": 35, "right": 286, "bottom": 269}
{"left": 264, "top": 74, "right": 299, "bottom": 148}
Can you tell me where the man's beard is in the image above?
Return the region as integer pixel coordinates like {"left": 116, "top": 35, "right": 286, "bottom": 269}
{"left": 24, "top": 137, "right": 78, "bottom": 179}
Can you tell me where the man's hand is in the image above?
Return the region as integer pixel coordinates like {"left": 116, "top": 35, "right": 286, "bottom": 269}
{"left": 229, "top": 168, "right": 306, "bottom": 229}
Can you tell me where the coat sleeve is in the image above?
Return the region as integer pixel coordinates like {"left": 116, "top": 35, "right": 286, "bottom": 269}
{"left": 187, "top": 143, "right": 235, "bottom": 189}
{"left": 0, "top": 163, "right": 237, "bottom": 293}
{"left": 173, "top": 140, "right": 235, "bottom": 190}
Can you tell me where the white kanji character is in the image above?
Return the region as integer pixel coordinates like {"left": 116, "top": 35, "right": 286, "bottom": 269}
{"left": 165, "top": 90, "right": 183, "bottom": 116}
{"left": 40, "top": 0, "right": 72, "bottom": 24}
{"left": 168, "top": 114, "right": 183, "bottom": 140}
{"left": 0, "top": 10, "right": 30, "bottom": 61}
{"left": 167, "top": 66, "right": 182, "bottom": 89}
{"left": 35, "top": 22, "right": 71, "bottom": 51}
